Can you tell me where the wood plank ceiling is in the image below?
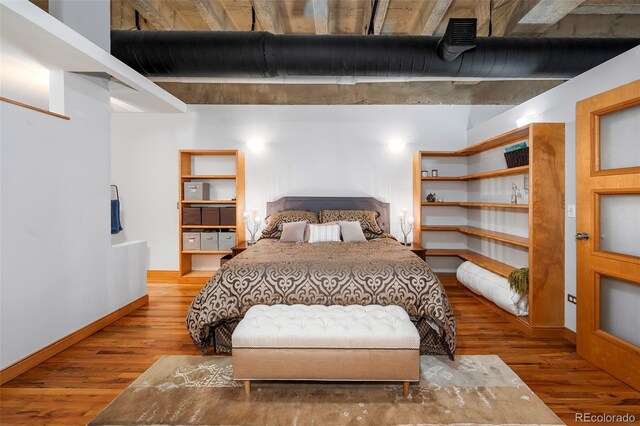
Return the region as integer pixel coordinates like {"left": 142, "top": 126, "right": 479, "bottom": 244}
{"left": 110, "top": 0, "right": 640, "bottom": 36}
{"left": 51, "top": 0, "right": 640, "bottom": 104}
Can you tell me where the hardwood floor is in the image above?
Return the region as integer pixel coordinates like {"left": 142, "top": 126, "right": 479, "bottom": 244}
{"left": 1, "top": 280, "right": 639, "bottom": 425}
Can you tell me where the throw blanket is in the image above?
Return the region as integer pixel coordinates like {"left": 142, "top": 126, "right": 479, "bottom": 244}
{"left": 186, "top": 238, "right": 456, "bottom": 356}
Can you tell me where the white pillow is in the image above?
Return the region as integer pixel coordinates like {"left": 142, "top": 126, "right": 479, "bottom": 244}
{"left": 339, "top": 221, "right": 367, "bottom": 243}
{"left": 308, "top": 223, "right": 341, "bottom": 243}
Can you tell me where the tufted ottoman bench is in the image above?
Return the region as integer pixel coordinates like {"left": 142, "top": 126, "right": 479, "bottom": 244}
{"left": 232, "top": 304, "right": 420, "bottom": 397}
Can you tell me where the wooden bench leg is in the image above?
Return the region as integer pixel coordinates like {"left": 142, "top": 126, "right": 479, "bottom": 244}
{"left": 403, "top": 381, "right": 409, "bottom": 397}
{"left": 244, "top": 380, "right": 251, "bottom": 397}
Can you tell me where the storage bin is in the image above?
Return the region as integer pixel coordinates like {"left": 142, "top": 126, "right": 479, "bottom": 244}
{"left": 182, "top": 207, "right": 202, "bottom": 225}
{"left": 220, "top": 254, "right": 232, "bottom": 266}
{"left": 218, "top": 231, "right": 237, "bottom": 251}
{"left": 183, "top": 182, "right": 210, "bottom": 200}
{"left": 200, "top": 232, "right": 219, "bottom": 251}
{"left": 202, "top": 207, "right": 220, "bottom": 226}
{"left": 504, "top": 147, "right": 529, "bottom": 168}
{"left": 220, "top": 207, "right": 236, "bottom": 226}
{"left": 182, "top": 232, "right": 201, "bottom": 250}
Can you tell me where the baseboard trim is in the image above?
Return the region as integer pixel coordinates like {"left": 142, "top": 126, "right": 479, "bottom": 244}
{"left": 0, "top": 294, "right": 149, "bottom": 385}
{"left": 564, "top": 328, "right": 577, "bottom": 344}
{"left": 147, "top": 270, "right": 179, "bottom": 283}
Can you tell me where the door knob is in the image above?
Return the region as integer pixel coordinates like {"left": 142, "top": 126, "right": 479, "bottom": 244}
{"left": 575, "top": 232, "right": 590, "bottom": 240}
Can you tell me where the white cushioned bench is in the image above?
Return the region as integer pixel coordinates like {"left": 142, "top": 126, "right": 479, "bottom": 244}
{"left": 232, "top": 304, "right": 420, "bottom": 397}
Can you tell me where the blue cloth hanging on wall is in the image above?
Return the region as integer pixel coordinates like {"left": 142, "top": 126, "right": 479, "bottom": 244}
{"left": 111, "top": 185, "right": 123, "bottom": 234}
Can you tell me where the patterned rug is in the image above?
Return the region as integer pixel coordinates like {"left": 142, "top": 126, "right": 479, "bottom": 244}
{"left": 90, "top": 355, "right": 563, "bottom": 425}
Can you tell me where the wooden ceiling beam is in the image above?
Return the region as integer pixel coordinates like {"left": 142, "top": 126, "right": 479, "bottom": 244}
{"left": 193, "top": 0, "right": 237, "bottom": 30}
{"left": 412, "top": 0, "right": 454, "bottom": 35}
{"left": 372, "top": 0, "right": 390, "bottom": 35}
{"left": 126, "top": 0, "right": 193, "bottom": 30}
{"left": 361, "top": 0, "right": 373, "bottom": 34}
{"left": 250, "top": 0, "right": 284, "bottom": 33}
{"left": 312, "top": 0, "right": 330, "bottom": 34}
{"left": 490, "top": 0, "right": 540, "bottom": 36}
{"left": 519, "top": 0, "right": 586, "bottom": 25}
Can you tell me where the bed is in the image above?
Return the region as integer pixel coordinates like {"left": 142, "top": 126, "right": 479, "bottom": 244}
{"left": 185, "top": 196, "right": 456, "bottom": 357}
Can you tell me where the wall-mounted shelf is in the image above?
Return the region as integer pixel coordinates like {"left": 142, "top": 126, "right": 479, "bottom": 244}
{"left": 181, "top": 225, "right": 238, "bottom": 230}
{"left": 181, "top": 200, "right": 237, "bottom": 205}
{"left": 421, "top": 225, "right": 529, "bottom": 248}
{"left": 182, "top": 250, "right": 232, "bottom": 255}
{"left": 421, "top": 165, "right": 529, "bottom": 181}
{"left": 414, "top": 123, "right": 565, "bottom": 329}
{"left": 181, "top": 175, "right": 237, "bottom": 179}
{"left": 421, "top": 202, "right": 529, "bottom": 210}
{"left": 424, "top": 249, "right": 515, "bottom": 278}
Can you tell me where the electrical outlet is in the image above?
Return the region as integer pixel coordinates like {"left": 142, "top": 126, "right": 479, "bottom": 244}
{"left": 567, "top": 294, "right": 577, "bottom": 304}
{"left": 568, "top": 204, "right": 576, "bottom": 218}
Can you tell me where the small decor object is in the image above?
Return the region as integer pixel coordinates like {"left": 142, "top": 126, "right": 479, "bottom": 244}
{"left": 398, "top": 208, "right": 414, "bottom": 246}
{"left": 504, "top": 142, "right": 529, "bottom": 168}
{"left": 511, "top": 183, "right": 523, "bottom": 204}
{"left": 437, "top": 198, "right": 444, "bottom": 202}
{"left": 243, "top": 207, "right": 263, "bottom": 245}
{"left": 421, "top": 170, "right": 429, "bottom": 177}
{"left": 426, "top": 193, "right": 437, "bottom": 203}
{"left": 110, "top": 185, "right": 123, "bottom": 235}
{"left": 431, "top": 169, "right": 438, "bottom": 177}
{"left": 508, "top": 268, "right": 529, "bottom": 297}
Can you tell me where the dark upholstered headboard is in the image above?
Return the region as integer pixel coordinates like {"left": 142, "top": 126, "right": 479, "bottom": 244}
{"left": 266, "top": 196, "right": 391, "bottom": 233}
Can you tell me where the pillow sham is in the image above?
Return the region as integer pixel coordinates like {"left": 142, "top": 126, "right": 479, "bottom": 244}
{"left": 308, "top": 223, "right": 341, "bottom": 243}
{"left": 279, "top": 221, "right": 307, "bottom": 243}
{"left": 261, "top": 210, "right": 319, "bottom": 239}
{"left": 320, "top": 210, "right": 384, "bottom": 237}
{"left": 339, "top": 221, "right": 367, "bottom": 243}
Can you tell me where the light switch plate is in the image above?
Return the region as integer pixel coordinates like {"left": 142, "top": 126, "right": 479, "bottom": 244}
{"left": 568, "top": 204, "right": 576, "bottom": 218}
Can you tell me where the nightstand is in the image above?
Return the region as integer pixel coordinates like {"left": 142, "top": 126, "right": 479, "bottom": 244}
{"left": 231, "top": 241, "right": 251, "bottom": 257}
{"left": 407, "top": 243, "right": 426, "bottom": 261}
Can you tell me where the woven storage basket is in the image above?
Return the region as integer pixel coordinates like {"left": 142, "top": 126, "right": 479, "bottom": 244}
{"left": 504, "top": 147, "right": 529, "bottom": 168}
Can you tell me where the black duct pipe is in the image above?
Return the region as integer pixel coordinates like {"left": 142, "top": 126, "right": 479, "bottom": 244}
{"left": 111, "top": 30, "right": 639, "bottom": 79}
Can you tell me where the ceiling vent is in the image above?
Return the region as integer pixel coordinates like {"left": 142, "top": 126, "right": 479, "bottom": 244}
{"left": 437, "top": 18, "right": 477, "bottom": 62}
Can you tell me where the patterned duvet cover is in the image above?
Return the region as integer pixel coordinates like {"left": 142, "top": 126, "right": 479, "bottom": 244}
{"left": 186, "top": 237, "right": 456, "bottom": 356}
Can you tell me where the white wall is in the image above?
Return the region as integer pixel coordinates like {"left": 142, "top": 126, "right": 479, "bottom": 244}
{"left": 466, "top": 46, "right": 640, "bottom": 332}
{"left": 49, "top": 0, "right": 110, "bottom": 52}
{"left": 111, "top": 105, "right": 510, "bottom": 270}
{"left": 0, "top": 71, "right": 146, "bottom": 369}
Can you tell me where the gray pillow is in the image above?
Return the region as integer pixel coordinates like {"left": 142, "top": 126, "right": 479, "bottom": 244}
{"left": 339, "top": 221, "right": 367, "bottom": 243}
{"left": 280, "top": 221, "right": 308, "bottom": 243}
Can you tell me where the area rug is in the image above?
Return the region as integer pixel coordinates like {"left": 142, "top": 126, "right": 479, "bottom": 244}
{"left": 90, "top": 355, "right": 563, "bottom": 425}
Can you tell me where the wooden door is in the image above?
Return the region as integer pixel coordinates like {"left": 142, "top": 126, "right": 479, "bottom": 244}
{"left": 576, "top": 80, "right": 640, "bottom": 391}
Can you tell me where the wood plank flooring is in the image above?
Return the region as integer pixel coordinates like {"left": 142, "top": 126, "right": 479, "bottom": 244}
{"left": 1, "top": 280, "right": 639, "bottom": 425}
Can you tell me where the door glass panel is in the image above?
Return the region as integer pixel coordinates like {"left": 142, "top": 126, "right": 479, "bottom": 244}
{"left": 599, "top": 104, "right": 640, "bottom": 170}
{"left": 599, "top": 194, "right": 640, "bottom": 257}
{"left": 600, "top": 275, "right": 640, "bottom": 348}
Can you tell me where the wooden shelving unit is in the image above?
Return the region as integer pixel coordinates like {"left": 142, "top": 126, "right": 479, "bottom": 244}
{"left": 181, "top": 175, "right": 236, "bottom": 179}
{"left": 181, "top": 225, "right": 238, "bottom": 229}
{"left": 421, "top": 202, "right": 529, "bottom": 210}
{"left": 181, "top": 200, "right": 237, "bottom": 205}
{"left": 420, "top": 225, "right": 530, "bottom": 248}
{"left": 414, "top": 123, "right": 565, "bottom": 330}
{"left": 179, "top": 150, "right": 245, "bottom": 284}
{"left": 421, "top": 165, "right": 529, "bottom": 181}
